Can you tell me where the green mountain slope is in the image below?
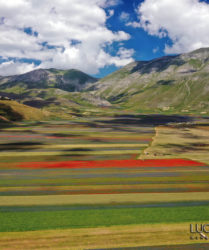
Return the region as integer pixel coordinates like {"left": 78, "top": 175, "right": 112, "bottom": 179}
{"left": 0, "top": 100, "right": 49, "bottom": 121}
{"left": 91, "top": 48, "right": 209, "bottom": 114}
{"left": 0, "top": 69, "right": 111, "bottom": 118}
{"left": 0, "top": 48, "right": 209, "bottom": 117}
{"left": 0, "top": 68, "right": 98, "bottom": 92}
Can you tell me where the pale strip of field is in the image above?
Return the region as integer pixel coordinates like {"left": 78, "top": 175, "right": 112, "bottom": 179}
{"left": 0, "top": 222, "right": 205, "bottom": 250}
{"left": 140, "top": 126, "right": 209, "bottom": 165}
{"left": 0, "top": 183, "right": 208, "bottom": 192}
{"left": 1, "top": 192, "right": 209, "bottom": 206}
{"left": 0, "top": 150, "right": 142, "bottom": 157}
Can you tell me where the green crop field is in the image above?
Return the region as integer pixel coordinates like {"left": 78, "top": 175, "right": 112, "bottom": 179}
{"left": 1, "top": 204, "right": 209, "bottom": 232}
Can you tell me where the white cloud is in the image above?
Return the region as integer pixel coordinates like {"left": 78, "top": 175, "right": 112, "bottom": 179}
{"left": 119, "top": 11, "right": 130, "bottom": 22}
{"left": 153, "top": 47, "right": 159, "bottom": 54}
{"left": 117, "top": 47, "right": 134, "bottom": 58}
{"left": 107, "top": 9, "right": 115, "bottom": 18}
{"left": 126, "top": 21, "right": 141, "bottom": 28}
{"left": 102, "top": 0, "right": 123, "bottom": 8}
{"left": 0, "top": 61, "right": 36, "bottom": 76}
{"left": 0, "top": 0, "right": 131, "bottom": 76}
{"left": 135, "top": 0, "right": 209, "bottom": 54}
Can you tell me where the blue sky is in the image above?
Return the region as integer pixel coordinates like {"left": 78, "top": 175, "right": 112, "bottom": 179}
{"left": 95, "top": 0, "right": 209, "bottom": 78}
{"left": 96, "top": 0, "right": 171, "bottom": 77}
{"left": 0, "top": 0, "right": 209, "bottom": 77}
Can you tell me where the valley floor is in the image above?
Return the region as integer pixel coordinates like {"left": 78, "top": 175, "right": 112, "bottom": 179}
{"left": 0, "top": 115, "right": 209, "bottom": 249}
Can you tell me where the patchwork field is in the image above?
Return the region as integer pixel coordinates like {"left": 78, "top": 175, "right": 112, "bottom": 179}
{"left": 0, "top": 115, "right": 209, "bottom": 249}
{"left": 0, "top": 117, "right": 154, "bottom": 164}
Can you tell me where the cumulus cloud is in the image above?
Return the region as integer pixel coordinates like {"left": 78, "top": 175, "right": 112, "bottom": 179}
{"left": 135, "top": 0, "right": 209, "bottom": 53}
{"left": 0, "top": 61, "right": 36, "bottom": 76}
{"left": 0, "top": 0, "right": 132, "bottom": 76}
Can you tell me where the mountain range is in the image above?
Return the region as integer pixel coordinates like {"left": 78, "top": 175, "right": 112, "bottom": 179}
{"left": 1, "top": 48, "right": 209, "bottom": 121}
{"left": 91, "top": 47, "right": 209, "bottom": 114}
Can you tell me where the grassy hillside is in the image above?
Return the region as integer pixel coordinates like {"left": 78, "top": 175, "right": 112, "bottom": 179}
{"left": 91, "top": 48, "right": 209, "bottom": 115}
{"left": 0, "top": 100, "right": 49, "bottom": 121}
{"left": 0, "top": 48, "right": 209, "bottom": 116}
{"left": 0, "top": 68, "right": 110, "bottom": 118}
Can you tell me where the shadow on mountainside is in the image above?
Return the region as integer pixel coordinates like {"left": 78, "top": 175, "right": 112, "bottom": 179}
{"left": 131, "top": 55, "right": 185, "bottom": 74}
{"left": 0, "top": 103, "right": 23, "bottom": 121}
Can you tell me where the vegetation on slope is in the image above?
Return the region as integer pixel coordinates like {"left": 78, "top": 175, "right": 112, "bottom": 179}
{"left": 0, "top": 100, "right": 49, "bottom": 121}
{"left": 0, "top": 48, "right": 209, "bottom": 117}
{"left": 0, "top": 68, "right": 110, "bottom": 119}
{"left": 92, "top": 48, "right": 209, "bottom": 114}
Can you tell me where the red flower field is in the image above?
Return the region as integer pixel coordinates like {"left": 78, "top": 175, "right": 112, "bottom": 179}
{"left": 18, "top": 158, "right": 206, "bottom": 169}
